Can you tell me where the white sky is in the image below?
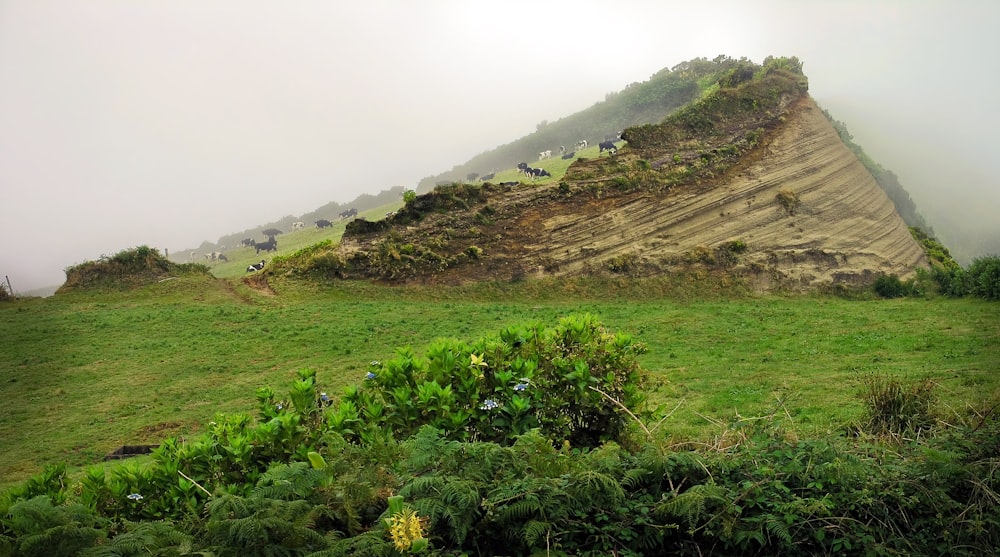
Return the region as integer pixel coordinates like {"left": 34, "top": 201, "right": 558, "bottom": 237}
{"left": 2, "top": 0, "right": 998, "bottom": 291}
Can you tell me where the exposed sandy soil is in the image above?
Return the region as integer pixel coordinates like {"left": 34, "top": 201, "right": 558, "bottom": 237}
{"left": 331, "top": 95, "right": 928, "bottom": 291}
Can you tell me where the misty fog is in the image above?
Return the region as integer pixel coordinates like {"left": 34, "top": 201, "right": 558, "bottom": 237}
{"left": 1, "top": 0, "right": 997, "bottom": 292}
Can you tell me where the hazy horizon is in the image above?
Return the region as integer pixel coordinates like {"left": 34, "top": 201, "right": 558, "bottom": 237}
{"left": 3, "top": 1, "right": 998, "bottom": 292}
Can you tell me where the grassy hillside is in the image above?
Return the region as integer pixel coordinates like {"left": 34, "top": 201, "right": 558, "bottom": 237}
{"left": 1, "top": 275, "right": 997, "bottom": 489}
{"left": 417, "top": 55, "right": 754, "bottom": 190}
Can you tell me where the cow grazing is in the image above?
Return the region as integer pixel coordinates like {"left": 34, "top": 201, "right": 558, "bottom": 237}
{"left": 315, "top": 219, "right": 333, "bottom": 229}
{"left": 576, "top": 140, "right": 588, "bottom": 150}
{"left": 340, "top": 208, "right": 358, "bottom": 219}
{"left": 561, "top": 151, "right": 575, "bottom": 160}
{"left": 255, "top": 239, "right": 277, "bottom": 254}
{"left": 526, "top": 167, "right": 551, "bottom": 179}
{"left": 246, "top": 260, "right": 266, "bottom": 273}
{"left": 240, "top": 238, "right": 254, "bottom": 247}
{"left": 538, "top": 150, "right": 552, "bottom": 160}
{"left": 599, "top": 140, "right": 618, "bottom": 155}
{"left": 218, "top": 254, "right": 228, "bottom": 262}
{"left": 292, "top": 221, "right": 305, "bottom": 230}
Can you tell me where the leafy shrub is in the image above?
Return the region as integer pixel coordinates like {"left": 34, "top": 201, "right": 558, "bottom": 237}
{"left": 329, "top": 314, "right": 648, "bottom": 448}
{"left": 966, "top": 255, "right": 1000, "bottom": 300}
{"left": 873, "top": 274, "right": 912, "bottom": 298}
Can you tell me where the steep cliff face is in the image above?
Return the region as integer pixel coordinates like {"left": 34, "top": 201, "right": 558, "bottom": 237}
{"left": 306, "top": 77, "right": 928, "bottom": 291}
{"left": 502, "top": 96, "right": 928, "bottom": 288}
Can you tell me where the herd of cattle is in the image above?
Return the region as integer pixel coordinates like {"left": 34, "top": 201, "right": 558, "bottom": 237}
{"left": 195, "top": 135, "right": 624, "bottom": 270}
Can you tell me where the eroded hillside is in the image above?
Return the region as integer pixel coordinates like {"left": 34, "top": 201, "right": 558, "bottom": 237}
{"left": 276, "top": 68, "right": 928, "bottom": 291}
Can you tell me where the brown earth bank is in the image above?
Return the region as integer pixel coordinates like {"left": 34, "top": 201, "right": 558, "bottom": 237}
{"left": 284, "top": 92, "right": 927, "bottom": 292}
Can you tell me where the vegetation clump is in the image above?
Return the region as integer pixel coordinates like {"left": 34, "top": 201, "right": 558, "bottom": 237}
{"left": 568, "top": 58, "right": 808, "bottom": 194}
{"left": 59, "top": 246, "right": 208, "bottom": 292}
{"left": 775, "top": 188, "right": 801, "bottom": 215}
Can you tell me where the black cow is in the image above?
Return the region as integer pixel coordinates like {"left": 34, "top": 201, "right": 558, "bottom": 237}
{"left": 481, "top": 171, "right": 496, "bottom": 181}
{"left": 315, "top": 219, "right": 333, "bottom": 229}
{"left": 255, "top": 239, "right": 277, "bottom": 254}
{"left": 599, "top": 140, "right": 618, "bottom": 155}
{"left": 240, "top": 238, "right": 254, "bottom": 247}
{"left": 561, "top": 151, "right": 575, "bottom": 160}
{"left": 246, "top": 260, "right": 266, "bottom": 273}
{"left": 340, "top": 208, "right": 358, "bottom": 219}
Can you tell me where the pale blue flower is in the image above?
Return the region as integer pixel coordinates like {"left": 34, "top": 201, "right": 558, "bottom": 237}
{"left": 480, "top": 399, "right": 500, "bottom": 411}
{"left": 514, "top": 383, "right": 528, "bottom": 392}
{"left": 276, "top": 403, "right": 283, "bottom": 411}
{"left": 320, "top": 392, "right": 330, "bottom": 402}
{"left": 127, "top": 493, "right": 143, "bottom": 501}
{"left": 365, "top": 371, "right": 377, "bottom": 380}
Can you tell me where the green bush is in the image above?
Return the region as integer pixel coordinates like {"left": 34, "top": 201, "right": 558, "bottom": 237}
{"left": 873, "top": 274, "right": 912, "bottom": 298}
{"left": 330, "top": 313, "right": 648, "bottom": 448}
{"left": 966, "top": 255, "right": 1000, "bottom": 300}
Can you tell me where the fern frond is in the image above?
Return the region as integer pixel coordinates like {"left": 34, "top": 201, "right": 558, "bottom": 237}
{"left": 521, "top": 519, "right": 550, "bottom": 547}
{"left": 655, "top": 483, "right": 728, "bottom": 529}
{"left": 569, "top": 469, "right": 625, "bottom": 507}
{"left": 765, "top": 513, "right": 793, "bottom": 546}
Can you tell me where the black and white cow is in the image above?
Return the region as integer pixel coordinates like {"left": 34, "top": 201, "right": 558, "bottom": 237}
{"left": 599, "top": 140, "right": 618, "bottom": 155}
{"left": 240, "top": 238, "right": 255, "bottom": 248}
{"left": 292, "top": 221, "right": 305, "bottom": 230}
{"left": 315, "top": 219, "right": 333, "bottom": 229}
{"left": 538, "top": 150, "right": 552, "bottom": 160}
{"left": 576, "top": 140, "right": 588, "bottom": 150}
{"left": 246, "top": 260, "right": 266, "bottom": 273}
{"left": 255, "top": 239, "right": 277, "bottom": 254}
{"left": 340, "top": 208, "right": 358, "bottom": 219}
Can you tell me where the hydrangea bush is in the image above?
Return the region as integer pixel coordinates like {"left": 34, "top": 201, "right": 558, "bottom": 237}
{"left": 327, "top": 313, "right": 649, "bottom": 447}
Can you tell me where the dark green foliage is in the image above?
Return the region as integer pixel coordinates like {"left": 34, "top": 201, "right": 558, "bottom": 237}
{"left": 966, "top": 255, "right": 1000, "bottom": 300}
{"left": 873, "top": 274, "right": 912, "bottom": 298}
{"left": 202, "top": 492, "right": 328, "bottom": 556}
{"left": 79, "top": 520, "right": 191, "bottom": 557}
{"left": 1, "top": 496, "right": 105, "bottom": 557}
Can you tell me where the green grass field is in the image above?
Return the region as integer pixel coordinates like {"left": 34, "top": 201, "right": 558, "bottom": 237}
{"left": 1, "top": 275, "right": 997, "bottom": 489}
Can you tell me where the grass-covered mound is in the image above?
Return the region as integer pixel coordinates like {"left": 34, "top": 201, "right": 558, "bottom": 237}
{"left": 59, "top": 246, "right": 210, "bottom": 293}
